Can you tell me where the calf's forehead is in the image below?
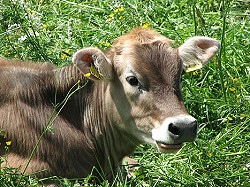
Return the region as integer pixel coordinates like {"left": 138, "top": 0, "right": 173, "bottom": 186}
{"left": 114, "top": 41, "right": 182, "bottom": 86}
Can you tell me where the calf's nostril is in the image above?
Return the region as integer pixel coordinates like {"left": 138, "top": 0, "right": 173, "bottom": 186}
{"left": 168, "top": 123, "right": 180, "bottom": 136}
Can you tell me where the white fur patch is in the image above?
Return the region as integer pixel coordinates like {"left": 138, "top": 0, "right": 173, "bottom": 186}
{"left": 152, "top": 114, "right": 196, "bottom": 144}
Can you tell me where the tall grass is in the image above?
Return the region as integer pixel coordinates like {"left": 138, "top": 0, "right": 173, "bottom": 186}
{"left": 0, "top": 0, "right": 249, "bottom": 186}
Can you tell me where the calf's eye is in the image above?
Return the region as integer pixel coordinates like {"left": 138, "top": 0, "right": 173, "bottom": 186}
{"left": 126, "top": 76, "right": 139, "bottom": 86}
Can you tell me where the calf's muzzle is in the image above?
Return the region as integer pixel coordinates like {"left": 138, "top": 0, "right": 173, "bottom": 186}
{"left": 152, "top": 115, "right": 198, "bottom": 152}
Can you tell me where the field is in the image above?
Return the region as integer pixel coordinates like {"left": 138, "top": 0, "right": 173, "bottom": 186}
{"left": 0, "top": 0, "right": 249, "bottom": 186}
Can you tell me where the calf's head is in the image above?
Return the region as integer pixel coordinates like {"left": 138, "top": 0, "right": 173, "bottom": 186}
{"left": 73, "top": 28, "right": 220, "bottom": 152}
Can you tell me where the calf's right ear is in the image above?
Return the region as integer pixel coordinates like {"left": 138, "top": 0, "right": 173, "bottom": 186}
{"left": 72, "top": 47, "right": 113, "bottom": 81}
{"left": 179, "top": 36, "right": 220, "bottom": 72}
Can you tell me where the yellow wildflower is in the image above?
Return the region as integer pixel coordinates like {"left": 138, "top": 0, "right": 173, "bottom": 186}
{"left": 142, "top": 22, "right": 150, "bottom": 28}
{"left": 65, "top": 49, "right": 71, "bottom": 54}
{"left": 227, "top": 117, "right": 233, "bottom": 121}
{"left": 119, "top": 16, "right": 123, "bottom": 20}
{"left": 6, "top": 141, "right": 11, "bottom": 146}
{"left": 61, "top": 49, "right": 71, "bottom": 60}
{"left": 114, "top": 9, "right": 119, "bottom": 13}
{"left": 229, "top": 87, "right": 236, "bottom": 92}
{"left": 232, "top": 77, "right": 238, "bottom": 83}
{"left": 118, "top": 7, "right": 124, "bottom": 12}
{"left": 4, "top": 50, "right": 8, "bottom": 56}
{"left": 192, "top": 71, "right": 199, "bottom": 75}
{"left": 43, "top": 24, "right": 48, "bottom": 30}
{"left": 61, "top": 54, "right": 67, "bottom": 60}
{"left": 105, "top": 42, "right": 111, "bottom": 47}
{"left": 108, "top": 18, "right": 112, "bottom": 22}
{"left": 109, "top": 13, "right": 114, "bottom": 18}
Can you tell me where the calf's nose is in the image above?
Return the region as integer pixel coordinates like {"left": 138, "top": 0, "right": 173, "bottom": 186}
{"left": 168, "top": 120, "right": 198, "bottom": 143}
{"left": 152, "top": 115, "right": 198, "bottom": 145}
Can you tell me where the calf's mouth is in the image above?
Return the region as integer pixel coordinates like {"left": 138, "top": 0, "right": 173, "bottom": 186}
{"left": 156, "top": 141, "right": 183, "bottom": 153}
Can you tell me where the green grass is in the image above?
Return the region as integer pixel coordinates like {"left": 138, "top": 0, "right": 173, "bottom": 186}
{"left": 0, "top": 0, "right": 249, "bottom": 186}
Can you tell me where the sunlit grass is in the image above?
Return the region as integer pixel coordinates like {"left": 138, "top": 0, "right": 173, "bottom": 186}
{"left": 0, "top": 0, "right": 249, "bottom": 186}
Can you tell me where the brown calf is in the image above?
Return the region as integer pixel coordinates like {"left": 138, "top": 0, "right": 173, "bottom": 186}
{"left": 0, "top": 28, "right": 220, "bottom": 183}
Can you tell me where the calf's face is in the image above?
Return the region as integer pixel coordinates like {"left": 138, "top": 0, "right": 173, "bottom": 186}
{"left": 73, "top": 28, "right": 220, "bottom": 152}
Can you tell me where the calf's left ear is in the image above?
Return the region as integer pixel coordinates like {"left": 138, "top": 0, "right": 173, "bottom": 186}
{"left": 178, "top": 36, "right": 220, "bottom": 72}
{"left": 72, "top": 47, "right": 113, "bottom": 81}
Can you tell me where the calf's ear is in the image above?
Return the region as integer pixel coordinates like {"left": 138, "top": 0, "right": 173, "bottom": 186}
{"left": 178, "top": 36, "right": 220, "bottom": 72}
{"left": 72, "top": 47, "right": 113, "bottom": 81}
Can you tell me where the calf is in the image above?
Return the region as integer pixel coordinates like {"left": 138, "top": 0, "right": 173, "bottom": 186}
{"left": 0, "top": 28, "right": 220, "bottom": 183}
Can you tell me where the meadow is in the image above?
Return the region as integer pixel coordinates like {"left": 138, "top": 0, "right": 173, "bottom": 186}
{"left": 0, "top": 0, "right": 249, "bottom": 186}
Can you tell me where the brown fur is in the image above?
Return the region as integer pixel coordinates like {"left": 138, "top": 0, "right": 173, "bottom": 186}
{"left": 0, "top": 58, "right": 140, "bottom": 183}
